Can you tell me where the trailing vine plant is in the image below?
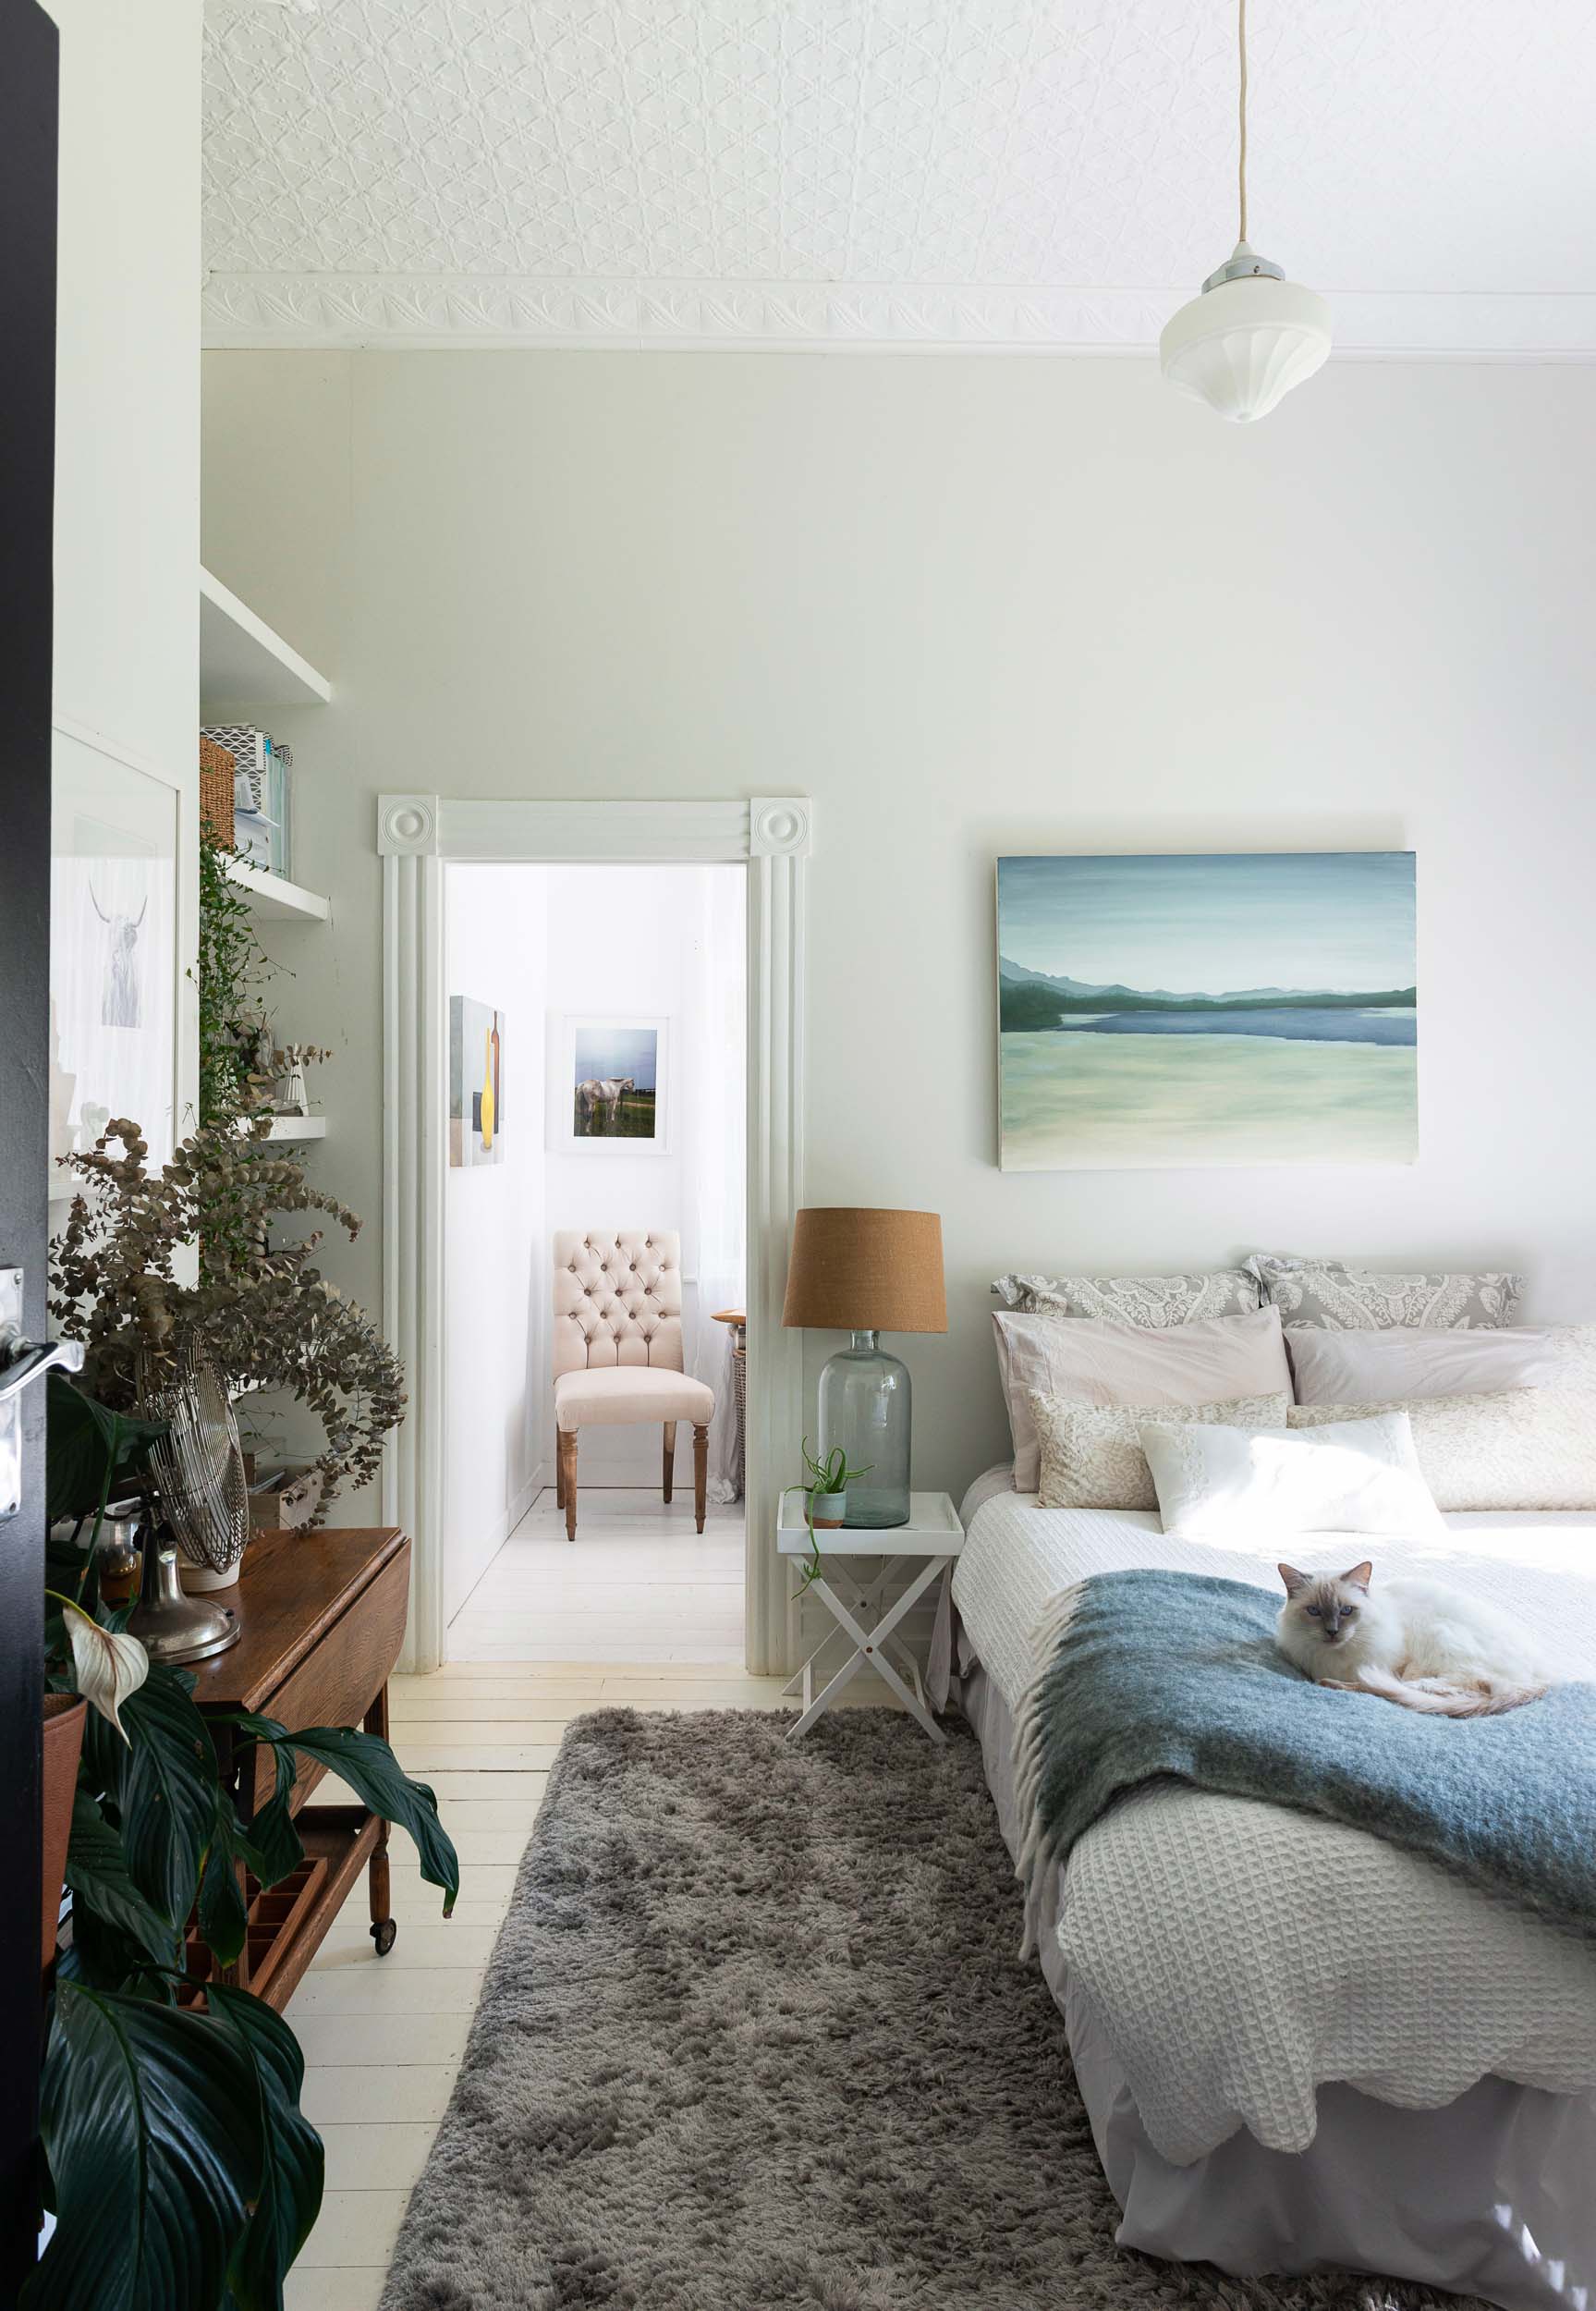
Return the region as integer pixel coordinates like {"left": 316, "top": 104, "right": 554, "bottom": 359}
{"left": 194, "top": 825, "right": 277, "bottom": 1128}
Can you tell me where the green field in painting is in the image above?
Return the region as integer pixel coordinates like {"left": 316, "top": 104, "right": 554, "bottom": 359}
{"left": 1000, "top": 1031, "right": 1418, "bottom": 1170}
{"left": 574, "top": 1088, "right": 658, "bottom": 1141}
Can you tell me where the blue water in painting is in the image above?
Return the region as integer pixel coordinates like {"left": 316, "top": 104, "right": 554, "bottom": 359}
{"left": 1054, "top": 1006, "right": 1417, "bottom": 1046}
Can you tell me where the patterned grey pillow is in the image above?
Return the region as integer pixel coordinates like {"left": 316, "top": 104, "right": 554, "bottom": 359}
{"left": 992, "top": 1268, "right": 1261, "bottom": 1325}
{"left": 1030, "top": 1388, "right": 1293, "bottom": 1510}
{"left": 1247, "top": 1253, "right": 1523, "bottom": 1331}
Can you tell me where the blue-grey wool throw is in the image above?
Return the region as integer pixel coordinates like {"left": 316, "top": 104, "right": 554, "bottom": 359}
{"left": 1012, "top": 1569, "right": 1596, "bottom": 1949}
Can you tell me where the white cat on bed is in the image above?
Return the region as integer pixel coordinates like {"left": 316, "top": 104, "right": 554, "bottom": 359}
{"left": 1276, "top": 1559, "right": 1554, "bottom": 1717}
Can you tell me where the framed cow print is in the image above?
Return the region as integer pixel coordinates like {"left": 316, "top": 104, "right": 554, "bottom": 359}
{"left": 552, "top": 1015, "right": 670, "bottom": 1155}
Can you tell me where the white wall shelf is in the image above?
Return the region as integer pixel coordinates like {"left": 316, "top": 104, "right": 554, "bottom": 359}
{"left": 201, "top": 565, "right": 331, "bottom": 710}
{"left": 236, "top": 1114, "right": 327, "bottom": 1142}
{"left": 224, "top": 855, "right": 331, "bottom": 923}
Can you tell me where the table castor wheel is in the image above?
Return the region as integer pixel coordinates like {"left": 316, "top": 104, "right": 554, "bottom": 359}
{"left": 371, "top": 1917, "right": 397, "bottom": 1956}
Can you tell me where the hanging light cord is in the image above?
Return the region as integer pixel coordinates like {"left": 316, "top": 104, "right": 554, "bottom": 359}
{"left": 1237, "top": 0, "right": 1249, "bottom": 244}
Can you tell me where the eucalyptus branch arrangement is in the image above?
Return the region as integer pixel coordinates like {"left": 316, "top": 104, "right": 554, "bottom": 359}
{"left": 50, "top": 1119, "right": 406, "bottom": 1514}
{"left": 30, "top": 1374, "right": 457, "bottom": 2311}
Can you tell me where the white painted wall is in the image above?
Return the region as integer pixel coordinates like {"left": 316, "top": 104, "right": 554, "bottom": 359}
{"left": 441, "top": 864, "right": 547, "bottom": 1620}
{"left": 201, "top": 352, "right": 1596, "bottom": 1511}
{"left": 49, "top": 0, "right": 201, "bottom": 1150}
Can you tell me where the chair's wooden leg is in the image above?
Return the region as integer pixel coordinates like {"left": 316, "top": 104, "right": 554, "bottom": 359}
{"left": 559, "top": 1429, "right": 578, "bottom": 1542}
{"left": 663, "top": 1422, "right": 676, "bottom": 1504}
{"left": 693, "top": 1424, "right": 708, "bottom": 1534}
{"left": 555, "top": 1437, "right": 567, "bottom": 1510}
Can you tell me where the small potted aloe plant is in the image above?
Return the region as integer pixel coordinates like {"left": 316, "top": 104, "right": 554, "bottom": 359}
{"left": 800, "top": 1437, "right": 868, "bottom": 1531}
{"left": 794, "top": 1438, "right": 871, "bottom": 1592}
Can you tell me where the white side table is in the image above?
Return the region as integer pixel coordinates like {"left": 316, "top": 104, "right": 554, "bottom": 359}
{"left": 777, "top": 1488, "right": 964, "bottom": 1744}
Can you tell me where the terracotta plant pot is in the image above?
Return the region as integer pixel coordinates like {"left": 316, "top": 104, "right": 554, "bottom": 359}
{"left": 810, "top": 1489, "right": 847, "bottom": 1530}
{"left": 42, "top": 1694, "right": 88, "bottom": 1974}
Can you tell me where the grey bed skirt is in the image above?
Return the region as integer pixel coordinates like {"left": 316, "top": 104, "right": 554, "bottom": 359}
{"left": 956, "top": 1660, "right": 1596, "bottom": 2311}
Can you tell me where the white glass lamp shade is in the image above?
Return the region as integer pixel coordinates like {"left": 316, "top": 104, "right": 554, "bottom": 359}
{"left": 1160, "top": 274, "right": 1332, "bottom": 423}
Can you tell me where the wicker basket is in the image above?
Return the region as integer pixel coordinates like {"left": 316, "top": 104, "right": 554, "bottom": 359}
{"left": 199, "top": 735, "right": 236, "bottom": 846}
{"left": 730, "top": 1332, "right": 746, "bottom": 1500}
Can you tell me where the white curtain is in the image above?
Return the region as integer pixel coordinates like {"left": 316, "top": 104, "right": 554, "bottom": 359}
{"left": 688, "top": 867, "right": 746, "bottom": 1503}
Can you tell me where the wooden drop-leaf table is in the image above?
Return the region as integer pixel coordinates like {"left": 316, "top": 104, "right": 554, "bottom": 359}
{"left": 186, "top": 1525, "right": 412, "bottom": 2012}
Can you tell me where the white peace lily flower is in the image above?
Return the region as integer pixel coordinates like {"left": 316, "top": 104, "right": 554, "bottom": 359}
{"left": 57, "top": 1597, "right": 149, "bottom": 1741}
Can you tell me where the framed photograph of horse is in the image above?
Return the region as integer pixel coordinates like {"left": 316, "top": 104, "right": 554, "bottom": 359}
{"left": 553, "top": 1015, "right": 670, "bottom": 1155}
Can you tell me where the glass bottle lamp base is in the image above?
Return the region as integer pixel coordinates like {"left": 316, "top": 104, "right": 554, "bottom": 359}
{"left": 817, "top": 1329, "right": 911, "bottom": 1527}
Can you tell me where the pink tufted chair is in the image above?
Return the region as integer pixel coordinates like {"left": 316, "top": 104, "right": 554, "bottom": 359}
{"left": 552, "top": 1228, "right": 715, "bottom": 1541}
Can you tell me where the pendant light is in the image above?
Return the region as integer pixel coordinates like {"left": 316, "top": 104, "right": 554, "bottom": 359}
{"left": 1160, "top": 0, "right": 1331, "bottom": 422}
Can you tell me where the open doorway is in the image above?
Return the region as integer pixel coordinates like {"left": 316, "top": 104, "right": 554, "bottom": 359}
{"left": 440, "top": 862, "right": 747, "bottom": 1663}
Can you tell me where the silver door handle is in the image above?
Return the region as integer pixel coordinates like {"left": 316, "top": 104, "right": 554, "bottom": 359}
{"left": 0, "top": 1332, "right": 85, "bottom": 1401}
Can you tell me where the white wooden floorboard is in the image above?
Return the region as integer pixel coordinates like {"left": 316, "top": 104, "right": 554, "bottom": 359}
{"left": 294, "top": 2013, "right": 472, "bottom": 2070}
{"left": 320, "top": 2120, "right": 439, "bottom": 2192}
{"left": 447, "top": 1487, "right": 746, "bottom": 1663}
{"left": 285, "top": 2271, "right": 385, "bottom": 2311}
{"left": 296, "top": 2193, "right": 410, "bottom": 2266}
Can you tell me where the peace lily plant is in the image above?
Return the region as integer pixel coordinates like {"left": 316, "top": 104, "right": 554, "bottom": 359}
{"left": 32, "top": 1373, "right": 458, "bottom": 2311}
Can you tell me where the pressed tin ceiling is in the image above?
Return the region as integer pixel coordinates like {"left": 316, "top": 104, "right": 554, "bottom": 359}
{"left": 201, "top": 0, "right": 1596, "bottom": 354}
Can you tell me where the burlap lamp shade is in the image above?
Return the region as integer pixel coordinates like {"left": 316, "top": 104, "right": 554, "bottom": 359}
{"left": 782, "top": 1209, "right": 945, "bottom": 1529}
{"left": 781, "top": 1209, "right": 946, "bottom": 1335}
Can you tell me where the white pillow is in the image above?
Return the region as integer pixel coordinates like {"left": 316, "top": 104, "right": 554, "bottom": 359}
{"left": 1139, "top": 1410, "right": 1446, "bottom": 1542}
{"left": 1286, "top": 1325, "right": 1564, "bottom": 1406}
{"left": 1288, "top": 1389, "right": 1596, "bottom": 1511}
{"left": 1031, "top": 1389, "right": 1292, "bottom": 1511}
{"left": 992, "top": 1305, "right": 1291, "bottom": 1492}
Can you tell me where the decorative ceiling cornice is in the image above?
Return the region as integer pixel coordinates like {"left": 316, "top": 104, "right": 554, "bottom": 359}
{"left": 201, "top": 0, "right": 1596, "bottom": 361}
{"left": 201, "top": 273, "right": 1596, "bottom": 358}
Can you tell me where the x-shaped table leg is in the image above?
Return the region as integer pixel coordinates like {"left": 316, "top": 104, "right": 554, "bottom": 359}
{"left": 786, "top": 1555, "right": 952, "bottom": 1743}
{"left": 783, "top": 1557, "right": 925, "bottom": 1704}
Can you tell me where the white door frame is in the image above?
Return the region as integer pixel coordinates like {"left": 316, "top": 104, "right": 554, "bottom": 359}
{"left": 377, "top": 793, "right": 810, "bottom": 1675}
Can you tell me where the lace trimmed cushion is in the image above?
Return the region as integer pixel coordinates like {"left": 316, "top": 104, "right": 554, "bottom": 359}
{"left": 1030, "top": 1388, "right": 1292, "bottom": 1511}
{"left": 1288, "top": 1388, "right": 1596, "bottom": 1511}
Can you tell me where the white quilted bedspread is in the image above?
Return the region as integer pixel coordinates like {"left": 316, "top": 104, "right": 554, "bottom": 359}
{"left": 951, "top": 1476, "right": 1596, "bottom": 2163}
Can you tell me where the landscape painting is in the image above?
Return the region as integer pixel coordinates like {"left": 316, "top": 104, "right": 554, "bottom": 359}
{"left": 997, "top": 852, "right": 1417, "bottom": 1170}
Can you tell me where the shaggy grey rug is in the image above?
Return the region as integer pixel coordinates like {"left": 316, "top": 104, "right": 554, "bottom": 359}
{"left": 377, "top": 1709, "right": 1480, "bottom": 2311}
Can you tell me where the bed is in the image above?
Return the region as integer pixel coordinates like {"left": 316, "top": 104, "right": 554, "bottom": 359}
{"left": 941, "top": 1464, "right": 1596, "bottom": 2311}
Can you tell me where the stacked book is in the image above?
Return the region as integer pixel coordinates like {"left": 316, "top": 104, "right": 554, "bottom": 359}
{"left": 201, "top": 724, "right": 292, "bottom": 878}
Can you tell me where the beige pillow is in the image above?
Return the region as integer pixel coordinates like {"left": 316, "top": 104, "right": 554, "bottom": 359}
{"left": 1285, "top": 1325, "right": 1566, "bottom": 1406}
{"left": 1032, "top": 1389, "right": 1293, "bottom": 1511}
{"left": 993, "top": 1304, "right": 1291, "bottom": 1492}
{"left": 1287, "top": 1389, "right": 1596, "bottom": 1511}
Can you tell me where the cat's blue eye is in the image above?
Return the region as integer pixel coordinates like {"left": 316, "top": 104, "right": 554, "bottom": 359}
{"left": 1343, "top": 1605, "right": 1358, "bottom": 1617}
{"left": 1306, "top": 1605, "right": 1322, "bottom": 1617}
